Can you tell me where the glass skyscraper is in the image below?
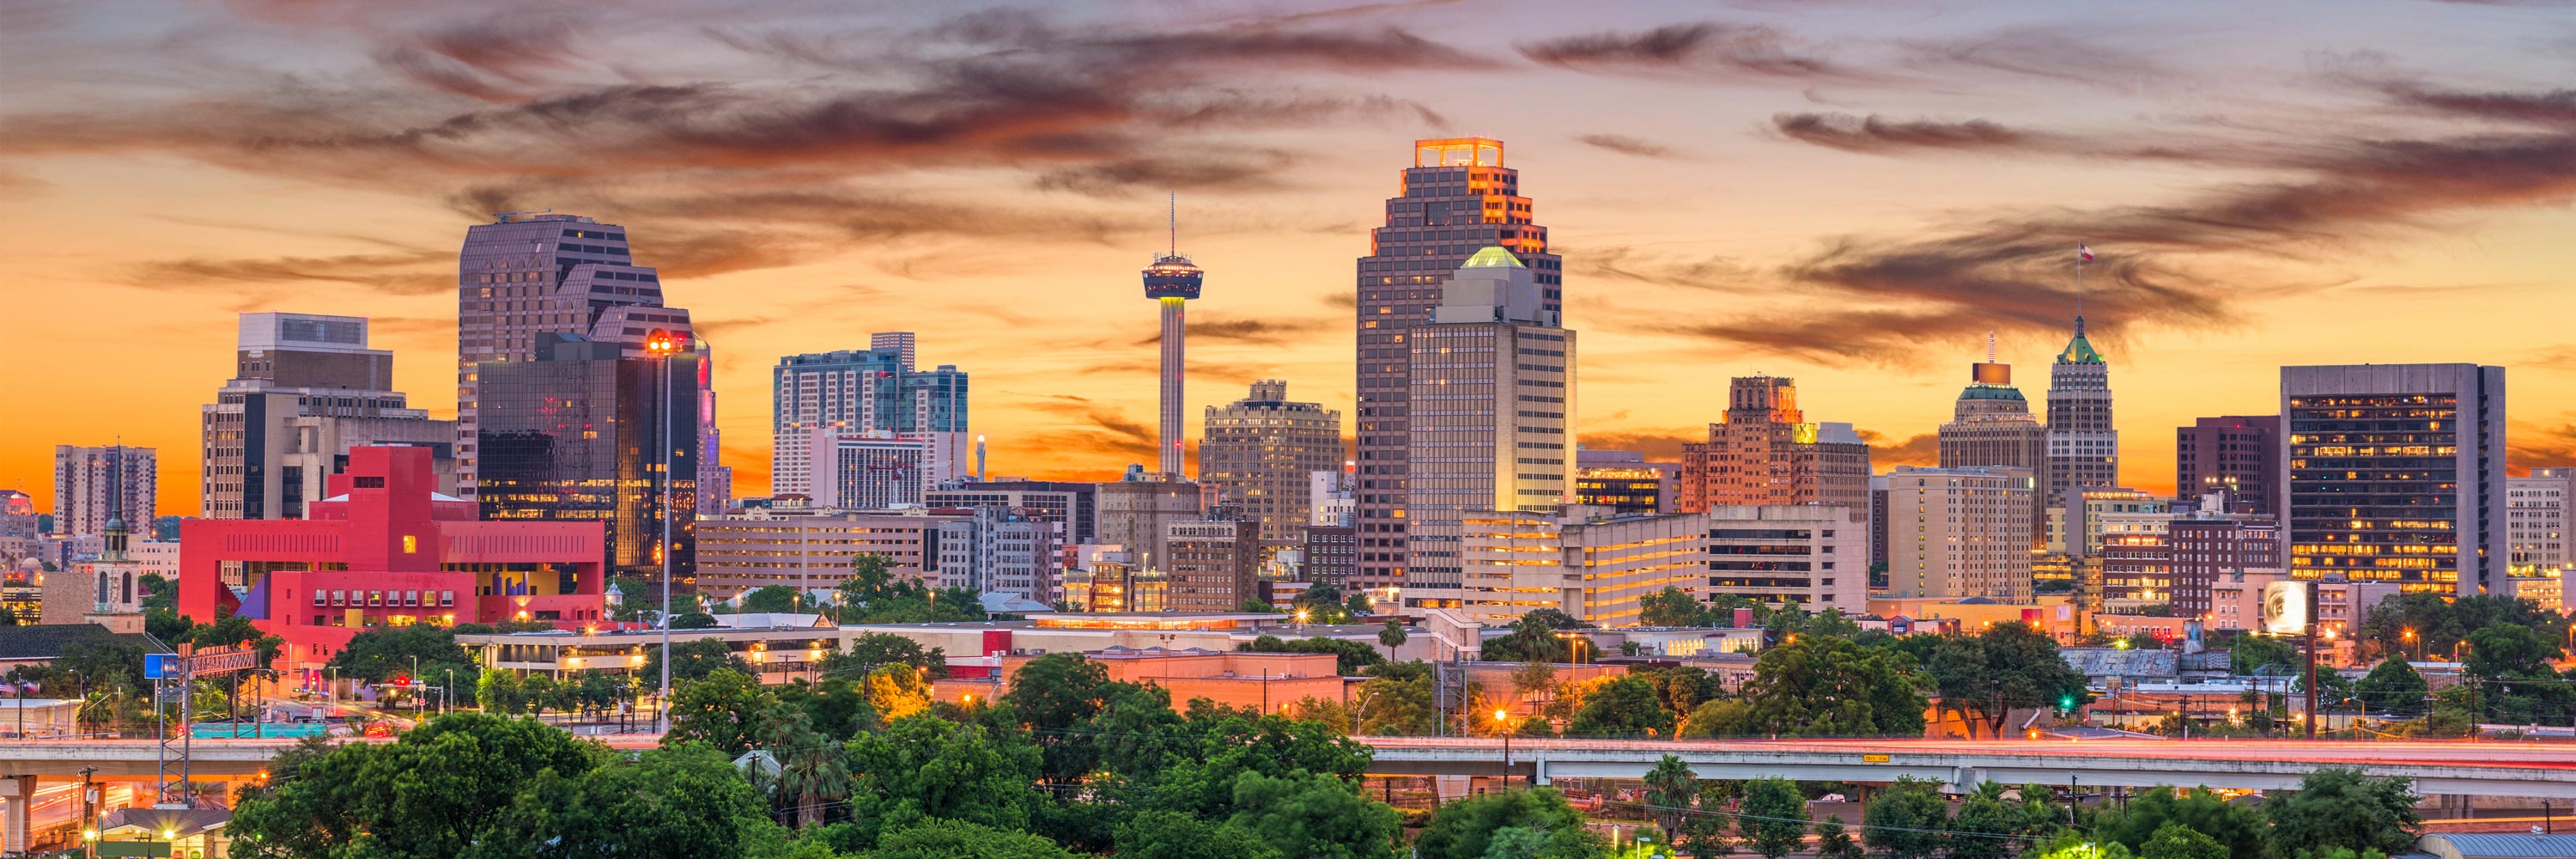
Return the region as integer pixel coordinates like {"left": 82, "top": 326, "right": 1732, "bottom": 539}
{"left": 477, "top": 333, "right": 700, "bottom": 582}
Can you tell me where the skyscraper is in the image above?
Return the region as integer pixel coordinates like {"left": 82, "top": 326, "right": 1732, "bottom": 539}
{"left": 2507, "top": 467, "right": 2576, "bottom": 567}
{"left": 455, "top": 212, "right": 702, "bottom": 499}
{"left": 52, "top": 445, "right": 155, "bottom": 536}
{"left": 1938, "top": 340, "right": 2047, "bottom": 548}
{"left": 1199, "top": 381, "right": 1341, "bottom": 549}
{"left": 1354, "top": 137, "right": 1560, "bottom": 595}
{"left": 1143, "top": 198, "right": 1205, "bottom": 478}
{"left": 772, "top": 336, "right": 970, "bottom": 497}
{"left": 1882, "top": 465, "right": 2036, "bottom": 601}
{"left": 476, "top": 333, "right": 699, "bottom": 582}
{"left": 1401, "top": 247, "right": 1574, "bottom": 606}
{"left": 202, "top": 313, "right": 453, "bottom": 520}
{"left": 2281, "top": 363, "right": 2506, "bottom": 595}
{"left": 1674, "top": 376, "right": 1871, "bottom": 512}
{"left": 2175, "top": 415, "right": 2283, "bottom": 517}
{"left": 2044, "top": 318, "right": 2119, "bottom": 503}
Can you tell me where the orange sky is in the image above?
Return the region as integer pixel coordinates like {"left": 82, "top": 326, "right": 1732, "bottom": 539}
{"left": 7, "top": 1, "right": 2576, "bottom": 516}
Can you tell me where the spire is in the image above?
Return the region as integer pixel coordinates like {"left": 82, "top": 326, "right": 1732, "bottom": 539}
{"left": 1168, "top": 191, "right": 1176, "bottom": 258}
{"left": 1985, "top": 330, "right": 1997, "bottom": 363}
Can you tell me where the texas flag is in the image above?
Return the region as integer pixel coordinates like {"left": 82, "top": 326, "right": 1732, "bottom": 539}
{"left": 2078, "top": 243, "right": 2095, "bottom": 263}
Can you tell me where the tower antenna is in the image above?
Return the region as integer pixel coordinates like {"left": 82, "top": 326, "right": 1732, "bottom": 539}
{"left": 1168, "top": 191, "right": 1176, "bottom": 257}
{"left": 1985, "top": 331, "right": 1996, "bottom": 363}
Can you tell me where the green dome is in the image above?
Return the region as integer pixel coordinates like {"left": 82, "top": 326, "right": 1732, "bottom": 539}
{"left": 1959, "top": 384, "right": 2026, "bottom": 401}
{"left": 1461, "top": 246, "right": 1524, "bottom": 268}
{"left": 2057, "top": 317, "right": 2106, "bottom": 365}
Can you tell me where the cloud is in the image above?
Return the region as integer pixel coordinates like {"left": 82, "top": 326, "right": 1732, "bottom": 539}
{"left": 1575, "top": 133, "right": 1677, "bottom": 158}
{"left": 2378, "top": 83, "right": 2576, "bottom": 126}
{"left": 1771, "top": 113, "right": 2039, "bottom": 154}
{"left": 1025, "top": 394, "right": 1157, "bottom": 460}
{"left": 1898, "top": 26, "right": 2177, "bottom": 90}
{"left": 2509, "top": 419, "right": 2576, "bottom": 474}
{"left": 1568, "top": 246, "right": 1757, "bottom": 292}
{"left": 1134, "top": 314, "right": 1334, "bottom": 347}
{"left": 1856, "top": 429, "right": 1939, "bottom": 466}
{"left": 127, "top": 250, "right": 453, "bottom": 296}
{"left": 1577, "top": 430, "right": 1701, "bottom": 462}
{"left": 1518, "top": 21, "right": 1882, "bottom": 84}
{"left": 372, "top": 13, "right": 587, "bottom": 103}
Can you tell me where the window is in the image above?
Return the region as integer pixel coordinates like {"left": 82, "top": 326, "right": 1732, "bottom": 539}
{"left": 404, "top": 590, "right": 420, "bottom": 606}
{"left": 313, "top": 590, "right": 326, "bottom": 606}
{"left": 368, "top": 591, "right": 384, "bottom": 606}
{"left": 441, "top": 590, "right": 456, "bottom": 607}
{"left": 331, "top": 589, "right": 346, "bottom": 606}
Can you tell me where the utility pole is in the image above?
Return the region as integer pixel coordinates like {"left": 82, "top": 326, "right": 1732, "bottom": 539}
{"left": 2304, "top": 584, "right": 2319, "bottom": 740}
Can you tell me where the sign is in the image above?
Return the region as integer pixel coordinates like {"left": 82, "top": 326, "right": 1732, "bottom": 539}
{"left": 142, "top": 645, "right": 258, "bottom": 679}
{"left": 2261, "top": 581, "right": 2309, "bottom": 635}
{"left": 1862, "top": 753, "right": 1891, "bottom": 763}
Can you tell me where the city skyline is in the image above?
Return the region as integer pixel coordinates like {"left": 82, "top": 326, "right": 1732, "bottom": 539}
{"left": 10, "top": 2, "right": 2576, "bottom": 515}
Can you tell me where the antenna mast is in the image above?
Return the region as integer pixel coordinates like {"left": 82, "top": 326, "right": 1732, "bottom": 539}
{"left": 1168, "top": 192, "right": 1176, "bottom": 257}
{"left": 1985, "top": 331, "right": 1997, "bottom": 363}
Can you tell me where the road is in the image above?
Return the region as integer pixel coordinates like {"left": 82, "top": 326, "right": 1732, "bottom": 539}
{"left": 1359, "top": 735, "right": 2576, "bottom": 768}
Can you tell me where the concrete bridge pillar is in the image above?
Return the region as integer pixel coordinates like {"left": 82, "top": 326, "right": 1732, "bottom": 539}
{"left": 1436, "top": 775, "right": 1471, "bottom": 803}
{"left": 0, "top": 775, "right": 33, "bottom": 855}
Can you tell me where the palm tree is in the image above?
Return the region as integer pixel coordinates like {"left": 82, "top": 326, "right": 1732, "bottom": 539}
{"left": 764, "top": 711, "right": 849, "bottom": 829}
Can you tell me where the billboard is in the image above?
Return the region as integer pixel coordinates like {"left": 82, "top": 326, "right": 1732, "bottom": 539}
{"left": 2261, "top": 581, "right": 2309, "bottom": 635}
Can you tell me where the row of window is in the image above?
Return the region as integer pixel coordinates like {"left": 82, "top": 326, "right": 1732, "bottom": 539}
{"left": 312, "top": 588, "right": 457, "bottom": 607}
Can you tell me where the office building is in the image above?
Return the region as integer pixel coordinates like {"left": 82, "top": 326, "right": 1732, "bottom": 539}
{"left": 2175, "top": 416, "right": 2282, "bottom": 517}
{"left": 2168, "top": 514, "right": 2281, "bottom": 619}
{"left": 456, "top": 212, "right": 704, "bottom": 500}
{"left": 52, "top": 445, "right": 155, "bottom": 536}
{"left": 202, "top": 313, "right": 453, "bottom": 520}
{"left": 2281, "top": 363, "right": 2507, "bottom": 594}
{"left": 1576, "top": 449, "right": 1670, "bottom": 515}
{"left": 2044, "top": 318, "right": 2120, "bottom": 506}
{"left": 694, "top": 509, "right": 960, "bottom": 600}
{"left": 925, "top": 480, "right": 1098, "bottom": 545}
{"left": 937, "top": 509, "right": 1065, "bottom": 602}
{"left": 1303, "top": 524, "right": 1357, "bottom": 591}
{"left": 475, "top": 333, "right": 699, "bottom": 582}
{"left": 770, "top": 336, "right": 970, "bottom": 497}
{"left": 1309, "top": 470, "right": 1355, "bottom": 527}
{"left": 1401, "top": 247, "right": 1574, "bottom": 606}
{"left": 1676, "top": 376, "right": 1871, "bottom": 513}
{"left": 1704, "top": 505, "right": 1868, "bottom": 612}
{"left": 1937, "top": 341, "right": 2046, "bottom": 546}
{"left": 1354, "top": 137, "right": 1562, "bottom": 595}
{"left": 177, "top": 446, "right": 605, "bottom": 675}
{"left": 1163, "top": 520, "right": 1259, "bottom": 612}
{"left": 1097, "top": 468, "right": 1201, "bottom": 570}
{"left": 2049, "top": 488, "right": 2170, "bottom": 557}
{"left": 2508, "top": 468, "right": 2576, "bottom": 567}
{"left": 1458, "top": 510, "right": 1704, "bottom": 626}
{"left": 697, "top": 356, "right": 732, "bottom": 515}
{"left": 1882, "top": 466, "right": 2036, "bottom": 601}
{"left": 1199, "top": 381, "right": 1342, "bottom": 548}
{"left": 788, "top": 429, "right": 935, "bottom": 509}
{"left": 1063, "top": 545, "right": 1167, "bottom": 612}
{"left": 2098, "top": 528, "right": 2173, "bottom": 614}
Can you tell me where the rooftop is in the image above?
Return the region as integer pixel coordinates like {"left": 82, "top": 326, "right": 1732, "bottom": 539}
{"left": 0, "top": 624, "right": 168, "bottom": 661}
{"left": 1461, "top": 246, "right": 1524, "bottom": 268}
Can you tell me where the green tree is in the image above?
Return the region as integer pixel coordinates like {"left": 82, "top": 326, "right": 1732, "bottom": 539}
{"left": 186, "top": 611, "right": 284, "bottom": 663}
{"left": 1480, "top": 825, "right": 1612, "bottom": 859}
{"left": 1001, "top": 653, "right": 1118, "bottom": 786}
{"left": 477, "top": 669, "right": 528, "bottom": 715}
{"left": 864, "top": 662, "right": 933, "bottom": 721}
{"left": 1738, "top": 776, "right": 1808, "bottom": 859}
{"left": 1414, "top": 788, "right": 1590, "bottom": 859}
{"left": 2357, "top": 593, "right": 2567, "bottom": 663}
{"left": 739, "top": 585, "right": 805, "bottom": 613}
{"left": 665, "top": 668, "right": 775, "bottom": 756}
{"left": 467, "top": 741, "right": 781, "bottom": 859}
{"left": 762, "top": 709, "right": 851, "bottom": 829}
{"left": 1814, "top": 815, "right": 1860, "bottom": 859}
{"left": 645, "top": 637, "right": 754, "bottom": 684}
{"left": 870, "top": 818, "right": 1078, "bottom": 859}
{"left": 1116, "top": 810, "right": 1285, "bottom": 859}
{"left": 671, "top": 611, "right": 721, "bottom": 630}
{"left": 1633, "top": 667, "right": 1721, "bottom": 717}
{"left": 1480, "top": 610, "right": 1595, "bottom": 662}
{"left": 823, "top": 632, "right": 947, "bottom": 678}
{"left": 1643, "top": 754, "right": 1698, "bottom": 839}
{"left": 1227, "top": 771, "right": 1402, "bottom": 859}
{"left": 1236, "top": 634, "right": 1386, "bottom": 674}
{"left": 2263, "top": 767, "right": 2421, "bottom": 859}
{"left": 2141, "top": 824, "right": 2230, "bottom": 859}
{"left": 1948, "top": 781, "right": 2026, "bottom": 859}
{"left": 1929, "top": 624, "right": 2091, "bottom": 732}
{"left": 844, "top": 715, "right": 1043, "bottom": 848}
{"left": 1379, "top": 618, "right": 1409, "bottom": 649}
{"left": 1640, "top": 586, "right": 1710, "bottom": 627}
{"left": 1354, "top": 661, "right": 1437, "bottom": 735}
{"left": 1682, "top": 636, "right": 1926, "bottom": 738}
{"left": 1862, "top": 777, "right": 1948, "bottom": 859}
{"left": 2093, "top": 786, "right": 2268, "bottom": 859}
{"left": 1568, "top": 674, "right": 1675, "bottom": 738}
{"left": 1681, "top": 781, "right": 1735, "bottom": 858}
{"left": 228, "top": 713, "right": 605, "bottom": 859}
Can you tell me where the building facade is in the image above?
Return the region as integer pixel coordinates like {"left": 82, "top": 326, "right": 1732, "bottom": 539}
{"left": 770, "top": 337, "right": 970, "bottom": 497}
{"left": 1401, "top": 247, "right": 1574, "bottom": 606}
{"left": 1303, "top": 524, "right": 1357, "bottom": 591}
{"left": 1882, "top": 466, "right": 2036, "bottom": 602}
{"left": 1164, "top": 520, "right": 1259, "bottom": 612}
{"left": 2175, "top": 415, "right": 2283, "bottom": 518}
{"left": 52, "top": 445, "right": 155, "bottom": 536}
{"left": 791, "top": 429, "right": 935, "bottom": 510}
{"left": 1676, "top": 376, "right": 1871, "bottom": 513}
{"left": 2168, "top": 515, "right": 2281, "bottom": 619}
{"left": 937, "top": 509, "right": 1065, "bottom": 601}
{"left": 1097, "top": 472, "right": 1202, "bottom": 572}
{"left": 1704, "top": 505, "right": 1868, "bottom": 612}
{"left": 1938, "top": 349, "right": 2047, "bottom": 547}
{"left": 1354, "top": 137, "right": 1562, "bottom": 595}
{"left": 1198, "top": 381, "right": 1342, "bottom": 548}
{"left": 2281, "top": 363, "right": 2507, "bottom": 595}
{"left": 1574, "top": 449, "right": 1674, "bottom": 515}
{"left": 1459, "top": 510, "right": 1705, "bottom": 626}
{"left": 203, "top": 313, "right": 453, "bottom": 520}
{"left": 694, "top": 510, "right": 959, "bottom": 600}
{"left": 2507, "top": 467, "right": 2575, "bottom": 568}
{"left": 925, "top": 480, "right": 1098, "bottom": 545}
{"left": 475, "top": 333, "right": 699, "bottom": 582}
{"left": 2043, "top": 319, "right": 2120, "bottom": 506}
{"left": 455, "top": 212, "right": 702, "bottom": 500}
{"left": 176, "top": 446, "right": 606, "bottom": 674}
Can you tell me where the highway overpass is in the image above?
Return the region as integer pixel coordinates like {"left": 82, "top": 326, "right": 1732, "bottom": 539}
{"left": 1360, "top": 737, "right": 2576, "bottom": 799}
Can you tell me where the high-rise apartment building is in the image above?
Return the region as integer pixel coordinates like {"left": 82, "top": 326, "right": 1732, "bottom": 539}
{"left": 924, "top": 480, "right": 1098, "bottom": 545}
{"left": 936, "top": 509, "right": 1064, "bottom": 601}
{"left": 455, "top": 212, "right": 703, "bottom": 500}
{"left": 1097, "top": 468, "right": 1202, "bottom": 570}
{"left": 1937, "top": 344, "right": 2046, "bottom": 546}
{"left": 790, "top": 430, "right": 935, "bottom": 510}
{"left": 1704, "top": 505, "right": 1868, "bottom": 612}
{"left": 2507, "top": 468, "right": 2575, "bottom": 567}
{"left": 1198, "top": 381, "right": 1342, "bottom": 548}
{"left": 1459, "top": 510, "right": 1704, "bottom": 626}
{"left": 1163, "top": 520, "right": 1260, "bottom": 612}
{"left": 2175, "top": 416, "right": 2282, "bottom": 518}
{"left": 52, "top": 445, "right": 155, "bottom": 536}
{"left": 2043, "top": 319, "right": 2119, "bottom": 504}
{"left": 771, "top": 337, "right": 969, "bottom": 496}
{"left": 1303, "top": 524, "right": 1357, "bottom": 591}
{"left": 202, "top": 313, "right": 453, "bottom": 520}
{"left": 1400, "top": 247, "right": 1574, "bottom": 606}
{"left": 1354, "top": 137, "right": 1562, "bottom": 595}
{"left": 2282, "top": 363, "right": 2506, "bottom": 595}
{"left": 1676, "top": 377, "right": 1871, "bottom": 513}
{"left": 1882, "top": 466, "right": 2036, "bottom": 601}
{"left": 476, "top": 333, "right": 699, "bottom": 582}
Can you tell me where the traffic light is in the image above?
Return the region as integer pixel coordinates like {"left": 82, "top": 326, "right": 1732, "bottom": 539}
{"left": 394, "top": 673, "right": 411, "bottom": 689}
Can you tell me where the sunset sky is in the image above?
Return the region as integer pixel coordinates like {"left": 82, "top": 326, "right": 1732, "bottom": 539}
{"left": 8, "top": 0, "right": 2576, "bottom": 516}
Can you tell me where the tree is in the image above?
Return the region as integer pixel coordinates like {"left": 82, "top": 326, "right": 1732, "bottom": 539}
{"left": 1633, "top": 667, "right": 1721, "bottom": 718}
{"left": 1354, "top": 661, "right": 1437, "bottom": 735}
{"left": 1413, "top": 788, "right": 1590, "bottom": 859}
{"left": 869, "top": 819, "right": 1078, "bottom": 859}
{"left": 187, "top": 611, "right": 284, "bottom": 663}
{"left": 1737, "top": 776, "right": 1807, "bottom": 859}
{"left": 228, "top": 713, "right": 606, "bottom": 859}
{"left": 1378, "top": 618, "right": 1408, "bottom": 649}
{"left": 2263, "top": 767, "right": 2421, "bottom": 859}
{"left": 2358, "top": 593, "right": 2568, "bottom": 663}
{"left": 665, "top": 668, "right": 775, "bottom": 756}
{"left": 1568, "top": 674, "right": 1675, "bottom": 738}
{"left": 1643, "top": 754, "right": 1698, "bottom": 839}
{"left": 1640, "top": 586, "right": 1709, "bottom": 627}
{"left": 1002, "top": 653, "right": 1117, "bottom": 785}
{"left": 1814, "top": 815, "right": 1860, "bottom": 859}
{"left": 1236, "top": 634, "right": 1385, "bottom": 674}
{"left": 468, "top": 742, "right": 781, "bottom": 859}
{"left": 477, "top": 669, "right": 528, "bottom": 716}
{"left": 1862, "top": 777, "right": 1947, "bottom": 859}
{"left": 740, "top": 585, "right": 804, "bottom": 614}
{"left": 1680, "top": 781, "right": 1735, "bottom": 858}
{"left": 331, "top": 625, "right": 478, "bottom": 691}
{"left": 1947, "top": 781, "right": 2026, "bottom": 859}
{"left": 671, "top": 612, "right": 720, "bottom": 630}
{"left": 825, "top": 632, "right": 947, "bottom": 678}
{"left": 2141, "top": 824, "right": 2230, "bottom": 859}
{"left": 1682, "top": 636, "right": 1926, "bottom": 738}
{"left": 1480, "top": 610, "right": 1595, "bottom": 663}
{"left": 1227, "top": 771, "right": 1402, "bottom": 859}
{"left": 1928, "top": 624, "right": 2091, "bottom": 731}
{"left": 2093, "top": 786, "right": 2267, "bottom": 859}
{"left": 1116, "top": 811, "right": 1285, "bottom": 859}
{"left": 1479, "top": 825, "right": 1612, "bottom": 859}
{"left": 844, "top": 716, "right": 1042, "bottom": 849}
{"left": 863, "top": 663, "right": 932, "bottom": 721}
{"left": 759, "top": 709, "right": 851, "bottom": 830}
{"left": 645, "top": 637, "right": 754, "bottom": 684}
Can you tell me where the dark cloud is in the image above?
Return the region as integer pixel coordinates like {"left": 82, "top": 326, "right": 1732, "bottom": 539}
{"left": 1026, "top": 394, "right": 1157, "bottom": 460}
{"left": 1576, "top": 430, "right": 1699, "bottom": 462}
{"left": 1135, "top": 314, "right": 1334, "bottom": 347}
{"left": 2379, "top": 83, "right": 2576, "bottom": 125}
{"left": 1517, "top": 21, "right": 1882, "bottom": 83}
{"left": 2509, "top": 420, "right": 2576, "bottom": 474}
{"left": 1856, "top": 429, "right": 1939, "bottom": 467}
{"left": 1772, "top": 113, "right": 2037, "bottom": 154}
{"left": 690, "top": 316, "right": 779, "bottom": 341}
{"left": 1036, "top": 154, "right": 1287, "bottom": 198}
{"left": 127, "top": 250, "right": 453, "bottom": 296}
{"left": 373, "top": 14, "right": 586, "bottom": 103}
{"left": 1899, "top": 27, "right": 2176, "bottom": 89}
{"left": 1570, "top": 246, "right": 1757, "bottom": 292}
{"left": 1575, "top": 133, "right": 1677, "bottom": 158}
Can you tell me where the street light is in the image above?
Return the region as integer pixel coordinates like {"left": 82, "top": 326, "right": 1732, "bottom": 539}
{"left": 1494, "top": 709, "right": 1512, "bottom": 789}
{"left": 646, "top": 329, "right": 681, "bottom": 734}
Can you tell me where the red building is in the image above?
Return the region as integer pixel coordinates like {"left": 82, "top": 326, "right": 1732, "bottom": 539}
{"left": 178, "top": 446, "right": 606, "bottom": 674}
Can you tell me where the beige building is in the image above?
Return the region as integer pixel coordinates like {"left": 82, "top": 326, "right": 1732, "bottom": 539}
{"left": 1403, "top": 247, "right": 1574, "bottom": 607}
{"left": 1097, "top": 472, "right": 1202, "bottom": 570}
{"left": 1165, "top": 521, "right": 1260, "bottom": 612}
{"left": 1884, "top": 466, "right": 2036, "bottom": 602}
{"left": 1458, "top": 510, "right": 1704, "bottom": 626}
{"left": 1705, "top": 504, "right": 1868, "bottom": 612}
{"left": 1937, "top": 344, "right": 2046, "bottom": 547}
{"left": 1676, "top": 376, "right": 1870, "bottom": 513}
{"left": 2508, "top": 468, "right": 2574, "bottom": 567}
{"left": 1199, "top": 381, "right": 1342, "bottom": 549}
{"left": 693, "top": 509, "right": 960, "bottom": 599}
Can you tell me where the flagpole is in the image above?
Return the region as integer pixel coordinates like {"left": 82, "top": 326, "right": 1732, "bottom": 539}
{"left": 2075, "top": 242, "right": 2084, "bottom": 320}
